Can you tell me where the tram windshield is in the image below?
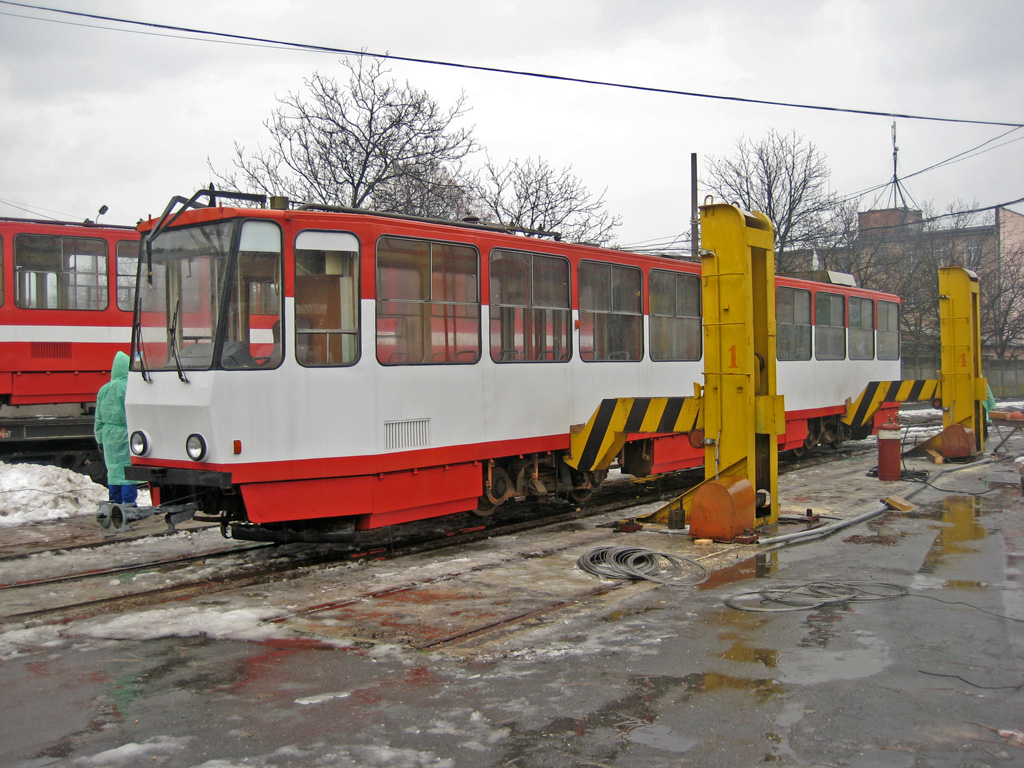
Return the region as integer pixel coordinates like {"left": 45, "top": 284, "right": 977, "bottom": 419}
{"left": 131, "top": 219, "right": 283, "bottom": 373}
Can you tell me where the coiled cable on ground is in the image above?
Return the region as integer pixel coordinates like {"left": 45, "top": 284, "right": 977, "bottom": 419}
{"left": 577, "top": 545, "right": 710, "bottom": 586}
{"left": 725, "top": 580, "right": 908, "bottom": 612}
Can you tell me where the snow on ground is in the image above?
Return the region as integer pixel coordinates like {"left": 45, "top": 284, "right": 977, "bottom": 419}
{"left": 0, "top": 462, "right": 108, "bottom": 527}
{"left": 0, "top": 461, "right": 153, "bottom": 527}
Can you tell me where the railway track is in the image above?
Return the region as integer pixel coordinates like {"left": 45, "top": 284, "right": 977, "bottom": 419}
{"left": 0, "top": 481, "right": 675, "bottom": 628}
{"left": 0, "top": 434, "right": 898, "bottom": 630}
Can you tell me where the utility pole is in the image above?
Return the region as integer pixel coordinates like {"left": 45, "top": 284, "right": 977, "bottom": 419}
{"left": 691, "top": 153, "right": 699, "bottom": 260}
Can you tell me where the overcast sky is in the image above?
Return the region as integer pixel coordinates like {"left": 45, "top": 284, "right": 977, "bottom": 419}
{"left": 1, "top": 0, "right": 1022, "bottom": 249}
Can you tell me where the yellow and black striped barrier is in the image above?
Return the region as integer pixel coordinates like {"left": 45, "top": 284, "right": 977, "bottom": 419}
{"left": 566, "top": 396, "right": 702, "bottom": 473}
{"left": 841, "top": 379, "right": 939, "bottom": 430}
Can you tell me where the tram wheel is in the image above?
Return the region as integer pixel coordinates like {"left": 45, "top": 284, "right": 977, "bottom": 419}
{"left": 484, "top": 466, "right": 513, "bottom": 506}
{"left": 473, "top": 496, "right": 498, "bottom": 517}
{"left": 567, "top": 469, "right": 606, "bottom": 504}
{"left": 474, "top": 466, "right": 513, "bottom": 517}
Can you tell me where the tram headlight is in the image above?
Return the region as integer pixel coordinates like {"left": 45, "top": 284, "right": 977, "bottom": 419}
{"left": 129, "top": 430, "right": 150, "bottom": 457}
{"left": 185, "top": 433, "right": 208, "bottom": 461}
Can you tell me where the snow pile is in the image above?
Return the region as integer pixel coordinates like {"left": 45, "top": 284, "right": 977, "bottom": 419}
{"left": 74, "top": 603, "right": 287, "bottom": 643}
{"left": 73, "top": 735, "right": 191, "bottom": 767}
{"left": 0, "top": 604, "right": 291, "bottom": 660}
{"left": 0, "top": 461, "right": 107, "bottom": 527}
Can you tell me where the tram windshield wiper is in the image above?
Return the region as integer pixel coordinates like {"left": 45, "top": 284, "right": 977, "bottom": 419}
{"left": 168, "top": 299, "right": 189, "bottom": 383}
{"left": 132, "top": 315, "right": 152, "bottom": 383}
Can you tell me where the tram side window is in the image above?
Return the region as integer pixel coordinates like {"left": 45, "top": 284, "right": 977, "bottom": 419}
{"left": 579, "top": 261, "right": 642, "bottom": 362}
{"left": 376, "top": 236, "right": 480, "bottom": 365}
{"left": 0, "top": 238, "right": 4, "bottom": 306}
{"left": 116, "top": 240, "right": 138, "bottom": 311}
{"left": 14, "top": 234, "right": 108, "bottom": 310}
{"left": 649, "top": 270, "right": 701, "bottom": 361}
{"left": 849, "top": 296, "right": 875, "bottom": 360}
{"left": 814, "top": 291, "right": 845, "bottom": 360}
{"left": 777, "top": 286, "right": 812, "bottom": 361}
{"left": 489, "top": 249, "right": 571, "bottom": 362}
{"left": 877, "top": 300, "right": 900, "bottom": 360}
{"left": 294, "top": 230, "right": 360, "bottom": 366}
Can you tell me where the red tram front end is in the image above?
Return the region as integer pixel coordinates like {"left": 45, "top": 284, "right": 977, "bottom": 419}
{"left": 0, "top": 216, "right": 138, "bottom": 473}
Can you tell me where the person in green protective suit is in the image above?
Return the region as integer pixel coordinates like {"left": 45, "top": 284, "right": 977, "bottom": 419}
{"left": 94, "top": 351, "right": 139, "bottom": 505}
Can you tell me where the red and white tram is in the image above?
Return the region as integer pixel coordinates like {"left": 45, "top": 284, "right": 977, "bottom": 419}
{"left": 0, "top": 216, "right": 138, "bottom": 473}
{"left": 125, "top": 191, "right": 901, "bottom": 540}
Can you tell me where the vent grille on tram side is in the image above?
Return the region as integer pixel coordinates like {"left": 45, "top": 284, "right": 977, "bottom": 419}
{"left": 31, "top": 342, "right": 72, "bottom": 359}
{"left": 384, "top": 418, "right": 431, "bottom": 450}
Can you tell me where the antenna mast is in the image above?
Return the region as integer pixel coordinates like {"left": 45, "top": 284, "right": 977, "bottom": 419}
{"left": 886, "top": 121, "right": 917, "bottom": 210}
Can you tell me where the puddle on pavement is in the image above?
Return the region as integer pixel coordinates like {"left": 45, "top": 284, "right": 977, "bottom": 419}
{"left": 777, "top": 628, "right": 891, "bottom": 685}
{"left": 710, "top": 588, "right": 892, "bottom": 685}
{"left": 699, "top": 552, "right": 778, "bottom": 590}
{"left": 714, "top": 605, "right": 888, "bottom": 684}
{"left": 719, "top": 639, "right": 779, "bottom": 668}
{"left": 499, "top": 671, "right": 783, "bottom": 763}
{"left": 619, "top": 722, "right": 698, "bottom": 753}
{"left": 915, "top": 496, "right": 990, "bottom": 574}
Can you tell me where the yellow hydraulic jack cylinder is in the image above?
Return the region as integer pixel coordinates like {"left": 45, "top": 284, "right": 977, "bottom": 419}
{"left": 844, "top": 268, "right": 986, "bottom": 461}
{"left": 646, "top": 203, "right": 785, "bottom": 541}
{"left": 935, "top": 266, "right": 987, "bottom": 457}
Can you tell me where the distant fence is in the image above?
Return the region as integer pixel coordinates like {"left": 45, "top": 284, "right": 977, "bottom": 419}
{"left": 901, "top": 356, "right": 1024, "bottom": 398}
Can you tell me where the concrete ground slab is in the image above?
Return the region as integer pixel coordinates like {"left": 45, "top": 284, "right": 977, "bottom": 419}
{"left": 2, "top": 436, "right": 1023, "bottom": 767}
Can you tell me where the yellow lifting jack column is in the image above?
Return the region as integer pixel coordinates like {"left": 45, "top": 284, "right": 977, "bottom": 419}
{"left": 841, "top": 267, "right": 986, "bottom": 462}
{"left": 935, "top": 266, "right": 987, "bottom": 457}
{"left": 646, "top": 203, "right": 786, "bottom": 541}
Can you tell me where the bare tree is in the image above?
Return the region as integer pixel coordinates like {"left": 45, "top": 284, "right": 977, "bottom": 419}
{"left": 475, "top": 156, "right": 621, "bottom": 245}
{"left": 704, "top": 129, "right": 841, "bottom": 272}
{"left": 211, "top": 58, "right": 477, "bottom": 216}
{"left": 984, "top": 243, "right": 1024, "bottom": 358}
{"left": 371, "top": 159, "right": 480, "bottom": 220}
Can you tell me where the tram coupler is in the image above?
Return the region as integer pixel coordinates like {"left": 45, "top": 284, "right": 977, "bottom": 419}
{"left": 96, "top": 501, "right": 199, "bottom": 533}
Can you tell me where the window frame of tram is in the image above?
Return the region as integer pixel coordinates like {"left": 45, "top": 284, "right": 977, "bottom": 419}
{"left": 293, "top": 230, "right": 361, "bottom": 367}
{"left": 877, "top": 300, "right": 900, "bottom": 361}
{"left": 218, "top": 220, "right": 285, "bottom": 370}
{"left": 814, "top": 291, "right": 846, "bottom": 361}
{"left": 649, "top": 269, "right": 701, "bottom": 361}
{"left": 578, "top": 260, "right": 643, "bottom": 362}
{"left": 489, "top": 248, "right": 571, "bottom": 363}
{"left": 13, "top": 233, "right": 109, "bottom": 310}
{"left": 116, "top": 240, "right": 139, "bottom": 312}
{"left": 132, "top": 220, "right": 230, "bottom": 373}
{"left": 0, "top": 235, "right": 4, "bottom": 306}
{"left": 848, "top": 295, "right": 875, "bottom": 361}
{"left": 777, "top": 285, "right": 812, "bottom": 361}
{"left": 375, "top": 236, "right": 481, "bottom": 365}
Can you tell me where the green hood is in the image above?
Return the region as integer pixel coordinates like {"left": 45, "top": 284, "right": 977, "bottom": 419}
{"left": 110, "top": 350, "right": 130, "bottom": 383}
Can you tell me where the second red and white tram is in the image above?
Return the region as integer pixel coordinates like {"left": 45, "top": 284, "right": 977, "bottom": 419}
{"left": 0, "top": 216, "right": 138, "bottom": 473}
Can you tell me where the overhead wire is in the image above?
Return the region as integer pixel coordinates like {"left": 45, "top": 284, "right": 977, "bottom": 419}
{"left": 4, "top": 2, "right": 1023, "bottom": 231}
{"left": 620, "top": 127, "right": 1024, "bottom": 252}
{"left": 0, "top": 196, "right": 76, "bottom": 220}
{"left": 2, "top": 0, "right": 1023, "bottom": 129}
{"left": 837, "top": 127, "right": 1024, "bottom": 207}
{"left": 621, "top": 193, "right": 1024, "bottom": 254}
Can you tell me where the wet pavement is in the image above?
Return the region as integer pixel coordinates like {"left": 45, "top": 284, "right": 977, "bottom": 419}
{"left": 2, "top": 442, "right": 1023, "bottom": 767}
